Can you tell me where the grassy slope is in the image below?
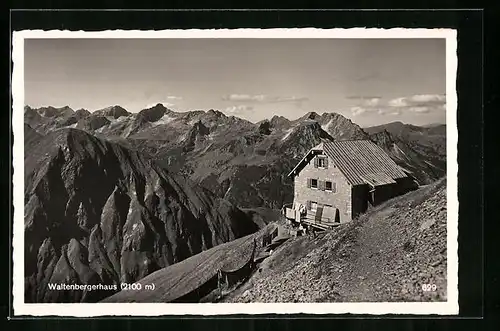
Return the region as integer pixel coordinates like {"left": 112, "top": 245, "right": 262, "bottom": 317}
{"left": 101, "top": 223, "right": 277, "bottom": 303}
{"left": 224, "top": 177, "right": 447, "bottom": 303}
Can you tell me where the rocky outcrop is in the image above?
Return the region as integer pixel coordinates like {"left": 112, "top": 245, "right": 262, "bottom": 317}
{"left": 24, "top": 124, "right": 43, "bottom": 152}
{"left": 36, "top": 105, "right": 74, "bottom": 118}
{"left": 183, "top": 121, "right": 210, "bottom": 153}
{"left": 137, "top": 103, "right": 169, "bottom": 122}
{"left": 93, "top": 105, "right": 130, "bottom": 119}
{"left": 75, "top": 108, "right": 92, "bottom": 119}
{"left": 257, "top": 121, "right": 272, "bottom": 135}
{"left": 76, "top": 115, "right": 111, "bottom": 131}
{"left": 368, "top": 129, "right": 446, "bottom": 185}
{"left": 24, "top": 128, "right": 258, "bottom": 303}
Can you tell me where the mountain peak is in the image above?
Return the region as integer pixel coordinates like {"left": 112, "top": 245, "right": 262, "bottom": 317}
{"left": 258, "top": 120, "right": 272, "bottom": 135}
{"left": 269, "top": 115, "right": 291, "bottom": 129}
{"left": 138, "top": 104, "right": 169, "bottom": 122}
{"left": 35, "top": 105, "right": 75, "bottom": 118}
{"left": 94, "top": 105, "right": 130, "bottom": 119}
{"left": 206, "top": 109, "right": 226, "bottom": 118}
{"left": 301, "top": 111, "right": 319, "bottom": 120}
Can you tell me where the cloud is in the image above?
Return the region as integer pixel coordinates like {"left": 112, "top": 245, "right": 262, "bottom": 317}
{"left": 165, "top": 95, "right": 183, "bottom": 100}
{"left": 222, "top": 94, "right": 308, "bottom": 104}
{"left": 388, "top": 94, "right": 446, "bottom": 110}
{"left": 347, "top": 93, "right": 445, "bottom": 118}
{"left": 350, "top": 107, "right": 368, "bottom": 116}
{"left": 365, "top": 98, "right": 382, "bottom": 107}
{"left": 222, "top": 94, "right": 265, "bottom": 102}
{"left": 224, "top": 104, "right": 254, "bottom": 114}
{"left": 408, "top": 106, "right": 431, "bottom": 113}
{"left": 410, "top": 94, "right": 446, "bottom": 103}
{"left": 353, "top": 72, "right": 381, "bottom": 82}
{"left": 346, "top": 96, "right": 381, "bottom": 106}
{"left": 387, "top": 97, "right": 408, "bottom": 108}
{"left": 346, "top": 95, "right": 382, "bottom": 101}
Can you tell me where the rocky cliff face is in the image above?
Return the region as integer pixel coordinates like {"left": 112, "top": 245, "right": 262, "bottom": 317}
{"left": 93, "top": 105, "right": 130, "bottom": 119}
{"left": 294, "top": 111, "right": 368, "bottom": 140}
{"left": 24, "top": 128, "right": 258, "bottom": 303}
{"left": 24, "top": 124, "right": 43, "bottom": 152}
{"left": 367, "top": 125, "right": 446, "bottom": 184}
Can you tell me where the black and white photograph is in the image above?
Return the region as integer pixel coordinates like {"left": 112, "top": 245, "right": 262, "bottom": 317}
{"left": 12, "top": 29, "right": 458, "bottom": 316}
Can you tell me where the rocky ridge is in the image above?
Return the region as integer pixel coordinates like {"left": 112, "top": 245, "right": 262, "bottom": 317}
{"left": 24, "top": 128, "right": 258, "bottom": 303}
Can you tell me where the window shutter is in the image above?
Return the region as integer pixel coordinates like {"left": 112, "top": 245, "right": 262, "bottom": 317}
{"left": 315, "top": 157, "right": 319, "bottom": 168}
{"left": 307, "top": 178, "right": 311, "bottom": 188}
{"left": 332, "top": 182, "right": 337, "bottom": 193}
{"left": 324, "top": 158, "right": 329, "bottom": 168}
{"left": 306, "top": 200, "right": 311, "bottom": 209}
{"left": 319, "top": 180, "right": 325, "bottom": 191}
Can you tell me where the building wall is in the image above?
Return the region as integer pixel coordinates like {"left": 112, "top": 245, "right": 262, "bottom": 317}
{"left": 293, "top": 153, "right": 352, "bottom": 223}
{"left": 351, "top": 184, "right": 369, "bottom": 219}
{"left": 395, "top": 177, "right": 419, "bottom": 194}
{"left": 372, "top": 183, "right": 397, "bottom": 205}
{"left": 351, "top": 177, "right": 417, "bottom": 217}
{"left": 372, "top": 177, "right": 418, "bottom": 206}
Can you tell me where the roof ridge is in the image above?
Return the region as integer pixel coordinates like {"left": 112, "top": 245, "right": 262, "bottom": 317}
{"left": 322, "top": 140, "right": 408, "bottom": 185}
{"left": 324, "top": 139, "right": 372, "bottom": 143}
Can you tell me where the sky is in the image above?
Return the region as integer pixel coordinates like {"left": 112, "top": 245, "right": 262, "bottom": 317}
{"left": 24, "top": 38, "right": 447, "bottom": 127}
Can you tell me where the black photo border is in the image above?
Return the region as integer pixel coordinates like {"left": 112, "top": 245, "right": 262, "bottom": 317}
{"left": 5, "top": 7, "right": 487, "bottom": 330}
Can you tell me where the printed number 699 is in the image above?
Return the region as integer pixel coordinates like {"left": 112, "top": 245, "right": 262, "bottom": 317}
{"left": 421, "top": 283, "right": 437, "bottom": 292}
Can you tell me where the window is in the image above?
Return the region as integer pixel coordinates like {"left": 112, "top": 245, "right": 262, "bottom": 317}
{"left": 310, "top": 201, "right": 318, "bottom": 210}
{"left": 314, "top": 156, "right": 328, "bottom": 168}
{"left": 318, "top": 157, "right": 327, "bottom": 168}
{"left": 324, "top": 181, "right": 336, "bottom": 193}
{"left": 311, "top": 178, "right": 318, "bottom": 189}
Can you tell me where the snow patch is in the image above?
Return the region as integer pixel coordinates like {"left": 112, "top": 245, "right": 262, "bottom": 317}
{"left": 321, "top": 119, "right": 334, "bottom": 133}
{"left": 394, "top": 144, "right": 408, "bottom": 158}
{"left": 223, "top": 183, "right": 233, "bottom": 199}
{"left": 96, "top": 126, "right": 108, "bottom": 133}
{"left": 177, "top": 133, "right": 188, "bottom": 143}
{"left": 188, "top": 118, "right": 201, "bottom": 125}
{"left": 151, "top": 114, "right": 177, "bottom": 126}
{"left": 281, "top": 128, "right": 294, "bottom": 141}
{"left": 207, "top": 132, "right": 217, "bottom": 141}
{"left": 424, "top": 160, "right": 439, "bottom": 169}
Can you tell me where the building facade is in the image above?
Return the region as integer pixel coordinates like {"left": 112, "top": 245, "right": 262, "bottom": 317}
{"left": 285, "top": 140, "right": 417, "bottom": 229}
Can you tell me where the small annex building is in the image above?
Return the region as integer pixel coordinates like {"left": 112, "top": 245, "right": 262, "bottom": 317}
{"left": 284, "top": 140, "right": 418, "bottom": 229}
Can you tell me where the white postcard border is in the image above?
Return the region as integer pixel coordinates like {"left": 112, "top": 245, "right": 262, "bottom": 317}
{"left": 12, "top": 28, "right": 459, "bottom": 316}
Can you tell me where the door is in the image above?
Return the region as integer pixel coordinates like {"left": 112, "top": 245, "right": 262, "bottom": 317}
{"left": 335, "top": 208, "right": 340, "bottom": 223}
{"left": 315, "top": 205, "right": 324, "bottom": 223}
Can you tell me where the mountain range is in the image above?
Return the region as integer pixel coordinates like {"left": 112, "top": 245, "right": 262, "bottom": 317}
{"left": 23, "top": 104, "right": 446, "bottom": 302}
{"left": 25, "top": 104, "right": 446, "bottom": 209}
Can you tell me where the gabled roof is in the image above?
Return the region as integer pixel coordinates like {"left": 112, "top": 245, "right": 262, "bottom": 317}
{"left": 287, "top": 142, "right": 324, "bottom": 177}
{"left": 288, "top": 140, "right": 409, "bottom": 186}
